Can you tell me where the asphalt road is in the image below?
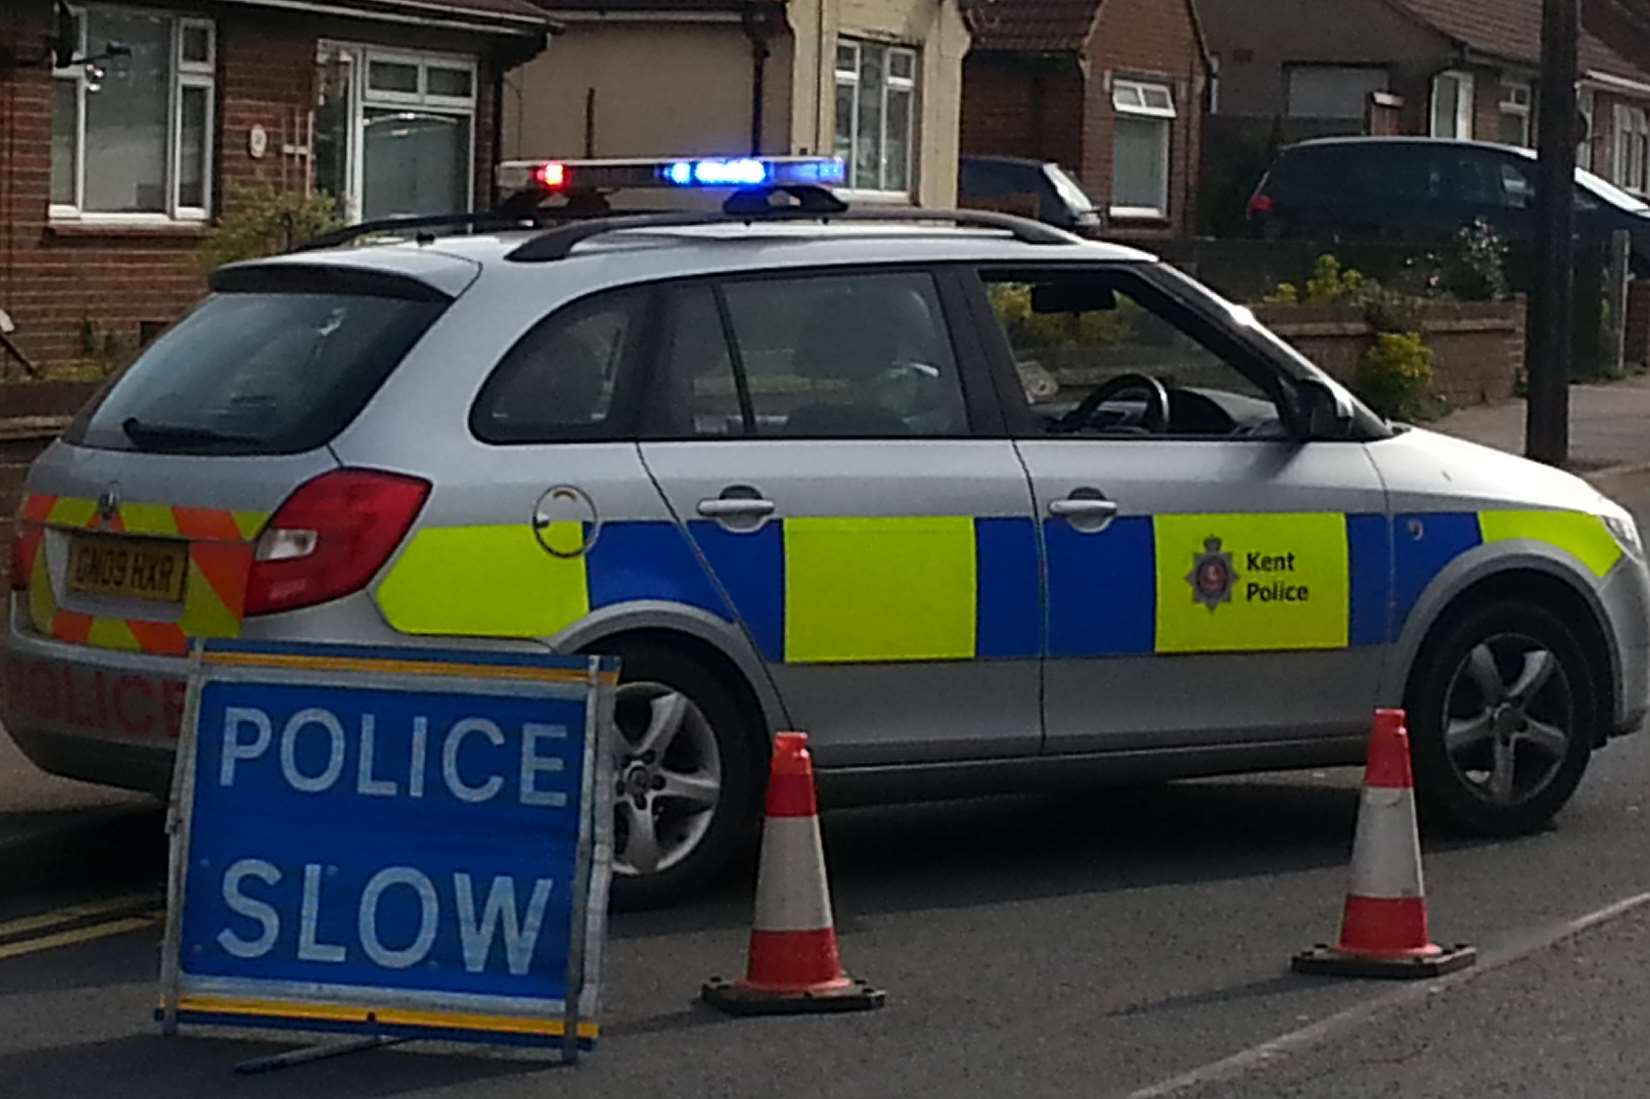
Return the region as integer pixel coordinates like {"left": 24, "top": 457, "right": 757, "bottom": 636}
{"left": 1, "top": 469, "right": 1647, "bottom": 1097}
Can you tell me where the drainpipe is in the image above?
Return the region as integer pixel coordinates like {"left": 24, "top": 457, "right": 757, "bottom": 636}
{"left": 741, "top": 4, "right": 777, "bottom": 155}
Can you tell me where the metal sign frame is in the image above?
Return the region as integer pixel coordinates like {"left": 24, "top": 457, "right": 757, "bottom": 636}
{"left": 158, "top": 641, "right": 617, "bottom": 1064}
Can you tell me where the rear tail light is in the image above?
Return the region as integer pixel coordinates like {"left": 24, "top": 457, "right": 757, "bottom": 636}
{"left": 1248, "top": 192, "right": 1275, "bottom": 217}
{"left": 245, "top": 469, "right": 430, "bottom": 617}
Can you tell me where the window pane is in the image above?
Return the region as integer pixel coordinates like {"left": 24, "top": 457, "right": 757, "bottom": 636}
{"left": 1142, "top": 85, "right": 1174, "bottom": 113}
{"left": 472, "top": 291, "right": 642, "bottom": 444}
{"left": 885, "top": 86, "right": 911, "bottom": 193}
{"left": 368, "top": 60, "right": 419, "bottom": 94}
{"left": 834, "top": 76, "right": 855, "bottom": 178}
{"left": 856, "top": 45, "right": 884, "bottom": 188}
{"left": 181, "top": 24, "right": 211, "bottom": 64}
{"left": 427, "top": 67, "right": 472, "bottom": 99}
{"left": 983, "top": 277, "right": 1272, "bottom": 430}
{"left": 361, "top": 108, "right": 470, "bottom": 219}
{"left": 721, "top": 272, "right": 967, "bottom": 437}
{"left": 835, "top": 42, "right": 857, "bottom": 77}
{"left": 179, "top": 86, "right": 208, "bottom": 209}
{"left": 1432, "top": 77, "right": 1459, "bottom": 137}
{"left": 1113, "top": 116, "right": 1167, "bottom": 210}
{"left": 83, "top": 10, "right": 170, "bottom": 213}
{"left": 314, "top": 52, "right": 354, "bottom": 218}
{"left": 73, "top": 290, "right": 446, "bottom": 455}
{"left": 889, "top": 50, "right": 914, "bottom": 82}
{"left": 654, "top": 286, "right": 744, "bottom": 437}
{"left": 51, "top": 80, "right": 77, "bottom": 206}
{"left": 1498, "top": 110, "right": 1529, "bottom": 147}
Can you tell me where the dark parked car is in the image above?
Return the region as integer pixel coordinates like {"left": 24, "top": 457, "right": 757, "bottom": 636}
{"left": 959, "top": 155, "right": 1103, "bottom": 236}
{"left": 1248, "top": 137, "right": 1650, "bottom": 262}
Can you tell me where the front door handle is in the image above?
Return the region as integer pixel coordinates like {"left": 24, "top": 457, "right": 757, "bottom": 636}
{"left": 697, "top": 498, "right": 776, "bottom": 520}
{"left": 1048, "top": 498, "right": 1119, "bottom": 520}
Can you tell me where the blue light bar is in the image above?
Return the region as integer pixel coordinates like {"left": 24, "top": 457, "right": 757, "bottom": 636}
{"left": 660, "top": 156, "right": 846, "bottom": 188}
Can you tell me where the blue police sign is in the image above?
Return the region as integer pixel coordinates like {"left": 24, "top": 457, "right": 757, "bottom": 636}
{"left": 158, "top": 641, "right": 616, "bottom": 1060}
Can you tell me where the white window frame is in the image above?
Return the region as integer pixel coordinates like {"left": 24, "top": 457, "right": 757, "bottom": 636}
{"left": 50, "top": 5, "right": 216, "bottom": 225}
{"left": 1614, "top": 103, "right": 1650, "bottom": 195}
{"left": 1109, "top": 78, "right": 1176, "bottom": 220}
{"left": 1430, "top": 70, "right": 1476, "bottom": 139}
{"left": 317, "top": 42, "right": 479, "bottom": 224}
{"left": 833, "top": 38, "right": 919, "bottom": 199}
{"left": 1579, "top": 87, "right": 1596, "bottom": 171}
{"left": 1498, "top": 79, "right": 1533, "bottom": 147}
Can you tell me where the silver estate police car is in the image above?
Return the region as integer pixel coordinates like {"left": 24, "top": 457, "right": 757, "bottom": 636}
{"left": 5, "top": 156, "right": 1647, "bottom": 905}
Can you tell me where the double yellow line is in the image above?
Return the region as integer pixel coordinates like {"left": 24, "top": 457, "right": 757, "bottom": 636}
{"left": 0, "top": 893, "right": 163, "bottom": 960}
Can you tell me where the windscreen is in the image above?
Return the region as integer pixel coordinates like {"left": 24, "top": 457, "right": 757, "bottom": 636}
{"left": 65, "top": 282, "right": 447, "bottom": 455}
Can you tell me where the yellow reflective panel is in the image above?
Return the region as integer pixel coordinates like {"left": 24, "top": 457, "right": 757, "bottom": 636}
{"left": 1154, "top": 512, "right": 1349, "bottom": 654}
{"left": 784, "top": 516, "right": 976, "bottom": 663}
{"left": 232, "top": 511, "right": 269, "bottom": 541}
{"left": 28, "top": 551, "right": 56, "bottom": 632}
{"left": 86, "top": 616, "right": 141, "bottom": 652}
{"left": 46, "top": 497, "right": 96, "bottom": 528}
{"left": 1478, "top": 510, "right": 1621, "bottom": 579}
{"left": 118, "top": 502, "right": 180, "bottom": 537}
{"left": 376, "top": 524, "right": 589, "bottom": 637}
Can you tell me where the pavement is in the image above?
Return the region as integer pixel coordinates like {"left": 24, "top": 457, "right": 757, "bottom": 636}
{"left": 1433, "top": 372, "right": 1650, "bottom": 473}
{"left": 0, "top": 399, "right": 1648, "bottom": 1096}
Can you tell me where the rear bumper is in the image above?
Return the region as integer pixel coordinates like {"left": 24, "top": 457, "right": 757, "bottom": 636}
{"left": 1, "top": 606, "right": 184, "bottom": 795}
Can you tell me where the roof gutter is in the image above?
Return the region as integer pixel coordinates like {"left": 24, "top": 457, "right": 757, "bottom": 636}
{"left": 1585, "top": 68, "right": 1650, "bottom": 98}
{"left": 218, "top": 0, "right": 554, "bottom": 36}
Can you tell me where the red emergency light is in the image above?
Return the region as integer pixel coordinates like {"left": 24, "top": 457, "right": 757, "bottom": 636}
{"left": 534, "top": 162, "right": 568, "bottom": 191}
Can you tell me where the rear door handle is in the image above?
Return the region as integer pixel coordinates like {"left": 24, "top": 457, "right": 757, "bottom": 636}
{"left": 697, "top": 498, "right": 776, "bottom": 519}
{"left": 1048, "top": 499, "right": 1119, "bottom": 520}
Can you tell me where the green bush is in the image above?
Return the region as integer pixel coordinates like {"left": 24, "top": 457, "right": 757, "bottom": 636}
{"left": 198, "top": 185, "right": 343, "bottom": 272}
{"left": 1356, "top": 331, "right": 1434, "bottom": 421}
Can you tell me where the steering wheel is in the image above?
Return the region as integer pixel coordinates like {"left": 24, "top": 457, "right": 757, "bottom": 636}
{"left": 1054, "top": 372, "right": 1171, "bottom": 435}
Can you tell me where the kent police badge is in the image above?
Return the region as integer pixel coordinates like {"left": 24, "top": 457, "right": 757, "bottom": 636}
{"left": 1187, "top": 536, "right": 1237, "bottom": 612}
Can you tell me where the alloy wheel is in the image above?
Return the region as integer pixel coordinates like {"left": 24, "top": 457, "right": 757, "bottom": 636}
{"left": 611, "top": 681, "right": 724, "bottom": 877}
{"left": 1440, "top": 631, "right": 1575, "bottom": 807}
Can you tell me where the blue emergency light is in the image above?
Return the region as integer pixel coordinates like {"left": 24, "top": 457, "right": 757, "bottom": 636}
{"left": 496, "top": 156, "right": 846, "bottom": 197}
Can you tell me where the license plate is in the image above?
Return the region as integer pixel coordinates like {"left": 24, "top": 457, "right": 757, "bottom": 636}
{"left": 67, "top": 535, "right": 188, "bottom": 603}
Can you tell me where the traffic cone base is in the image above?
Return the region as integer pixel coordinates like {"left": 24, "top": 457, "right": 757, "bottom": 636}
{"left": 701, "top": 975, "right": 886, "bottom": 1016}
{"left": 703, "top": 733, "right": 885, "bottom": 1016}
{"left": 1292, "top": 942, "right": 1477, "bottom": 979}
{"left": 1294, "top": 709, "right": 1477, "bottom": 981}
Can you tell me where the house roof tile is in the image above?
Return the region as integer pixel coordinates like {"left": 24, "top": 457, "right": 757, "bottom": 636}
{"left": 964, "top": 0, "right": 1102, "bottom": 53}
{"left": 1389, "top": 0, "right": 1650, "bottom": 83}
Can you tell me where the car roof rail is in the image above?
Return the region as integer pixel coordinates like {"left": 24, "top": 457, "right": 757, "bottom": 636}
{"left": 293, "top": 209, "right": 546, "bottom": 253}
{"left": 505, "top": 184, "right": 1080, "bottom": 262}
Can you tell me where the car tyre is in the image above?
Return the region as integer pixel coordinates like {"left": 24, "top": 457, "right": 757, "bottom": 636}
{"left": 603, "top": 642, "right": 760, "bottom": 909}
{"left": 1406, "top": 600, "right": 1596, "bottom": 836}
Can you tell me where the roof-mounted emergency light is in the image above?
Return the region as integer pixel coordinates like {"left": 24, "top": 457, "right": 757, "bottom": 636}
{"left": 496, "top": 156, "right": 846, "bottom": 197}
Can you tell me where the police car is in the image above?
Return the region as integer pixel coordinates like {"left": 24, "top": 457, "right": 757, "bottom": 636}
{"left": 4, "top": 156, "right": 1647, "bottom": 905}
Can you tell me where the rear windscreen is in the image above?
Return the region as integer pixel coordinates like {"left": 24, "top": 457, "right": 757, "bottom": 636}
{"left": 65, "top": 281, "right": 447, "bottom": 455}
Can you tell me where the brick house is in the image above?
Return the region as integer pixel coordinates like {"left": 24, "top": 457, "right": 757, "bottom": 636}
{"left": 1201, "top": 0, "right": 1650, "bottom": 195}
{"left": 957, "top": 0, "right": 1212, "bottom": 239}
{"left": 0, "top": 0, "right": 549, "bottom": 374}
{"left": 506, "top": 0, "right": 972, "bottom": 207}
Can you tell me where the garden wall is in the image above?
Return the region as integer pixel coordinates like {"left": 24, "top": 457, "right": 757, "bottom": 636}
{"left": 1253, "top": 300, "right": 1526, "bottom": 410}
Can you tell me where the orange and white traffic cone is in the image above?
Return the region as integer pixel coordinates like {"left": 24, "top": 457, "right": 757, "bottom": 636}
{"left": 1293, "top": 709, "right": 1477, "bottom": 978}
{"left": 702, "top": 732, "right": 885, "bottom": 1015}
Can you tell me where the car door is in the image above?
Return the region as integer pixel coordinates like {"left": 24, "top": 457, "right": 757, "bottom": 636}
{"left": 638, "top": 267, "right": 1042, "bottom": 769}
{"left": 963, "top": 262, "right": 1390, "bottom": 754}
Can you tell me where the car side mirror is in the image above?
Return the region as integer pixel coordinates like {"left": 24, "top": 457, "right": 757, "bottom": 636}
{"left": 1298, "top": 378, "right": 1355, "bottom": 440}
